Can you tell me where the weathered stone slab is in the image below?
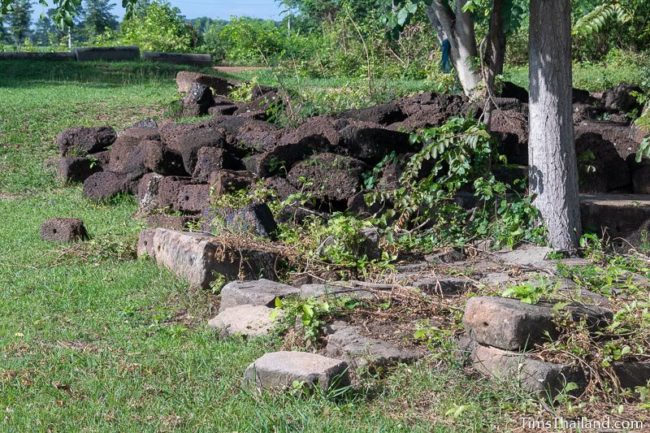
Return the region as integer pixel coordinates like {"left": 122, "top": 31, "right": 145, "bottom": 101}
{"left": 324, "top": 322, "right": 422, "bottom": 370}
{"left": 580, "top": 194, "right": 650, "bottom": 239}
{"left": 244, "top": 351, "right": 350, "bottom": 392}
{"left": 175, "top": 71, "right": 236, "bottom": 94}
{"left": 496, "top": 245, "right": 553, "bottom": 268}
{"left": 208, "top": 305, "right": 282, "bottom": 337}
{"left": 464, "top": 296, "right": 611, "bottom": 351}
{"left": 470, "top": 344, "right": 585, "bottom": 397}
{"left": 149, "top": 229, "right": 277, "bottom": 289}
{"left": 463, "top": 297, "right": 558, "bottom": 350}
{"left": 219, "top": 279, "right": 299, "bottom": 312}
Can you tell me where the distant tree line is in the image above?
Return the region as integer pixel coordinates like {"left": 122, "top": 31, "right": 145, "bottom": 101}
{"left": 0, "top": 0, "right": 119, "bottom": 47}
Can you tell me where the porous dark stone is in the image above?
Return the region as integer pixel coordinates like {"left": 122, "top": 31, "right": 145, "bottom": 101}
{"left": 57, "top": 126, "right": 116, "bottom": 156}
{"left": 208, "top": 104, "right": 238, "bottom": 116}
{"left": 612, "top": 361, "right": 650, "bottom": 389}
{"left": 575, "top": 121, "right": 642, "bottom": 161}
{"left": 580, "top": 194, "right": 650, "bottom": 239}
{"left": 117, "top": 127, "right": 161, "bottom": 146}
{"left": 341, "top": 102, "right": 406, "bottom": 125}
{"left": 264, "top": 176, "right": 298, "bottom": 201}
{"left": 499, "top": 81, "right": 529, "bottom": 103}
{"left": 83, "top": 171, "right": 127, "bottom": 202}
{"left": 245, "top": 120, "right": 339, "bottom": 177}
{"left": 40, "top": 218, "right": 89, "bottom": 243}
{"left": 161, "top": 123, "right": 226, "bottom": 174}
{"left": 208, "top": 170, "right": 254, "bottom": 197}
{"left": 338, "top": 121, "right": 410, "bottom": 163}
{"left": 108, "top": 140, "right": 146, "bottom": 179}
{"left": 632, "top": 164, "right": 650, "bottom": 194}
{"left": 90, "top": 150, "right": 111, "bottom": 171}
{"left": 182, "top": 82, "right": 215, "bottom": 116}
{"left": 233, "top": 120, "right": 280, "bottom": 153}
{"left": 157, "top": 176, "right": 192, "bottom": 208}
{"left": 603, "top": 83, "right": 643, "bottom": 113}
{"left": 575, "top": 132, "right": 631, "bottom": 192}
{"left": 176, "top": 183, "right": 211, "bottom": 213}
{"left": 192, "top": 147, "right": 227, "bottom": 182}
{"left": 57, "top": 157, "right": 102, "bottom": 183}
{"left": 359, "top": 227, "right": 381, "bottom": 260}
{"left": 572, "top": 87, "right": 597, "bottom": 105}
{"left": 391, "top": 94, "right": 472, "bottom": 132}
{"left": 139, "top": 140, "right": 186, "bottom": 176}
{"left": 490, "top": 109, "right": 529, "bottom": 165}
{"left": 287, "top": 153, "right": 366, "bottom": 203}
{"left": 216, "top": 203, "right": 278, "bottom": 239}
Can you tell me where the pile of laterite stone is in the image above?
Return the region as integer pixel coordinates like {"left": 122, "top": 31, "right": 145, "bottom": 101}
{"left": 53, "top": 72, "right": 649, "bottom": 243}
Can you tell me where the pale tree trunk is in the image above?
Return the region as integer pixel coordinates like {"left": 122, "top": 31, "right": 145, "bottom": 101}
{"left": 425, "top": 0, "right": 482, "bottom": 97}
{"left": 528, "top": 0, "right": 582, "bottom": 252}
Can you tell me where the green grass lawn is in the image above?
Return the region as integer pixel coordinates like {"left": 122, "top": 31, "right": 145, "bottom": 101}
{"left": 0, "top": 59, "right": 575, "bottom": 432}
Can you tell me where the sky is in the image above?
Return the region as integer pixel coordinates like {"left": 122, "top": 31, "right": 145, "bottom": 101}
{"left": 34, "top": 0, "right": 285, "bottom": 21}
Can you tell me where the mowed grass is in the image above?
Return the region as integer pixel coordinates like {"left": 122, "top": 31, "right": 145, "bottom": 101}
{"left": 0, "top": 60, "right": 534, "bottom": 432}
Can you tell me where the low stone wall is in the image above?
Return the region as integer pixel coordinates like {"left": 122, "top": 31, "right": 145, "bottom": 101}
{"left": 142, "top": 52, "right": 212, "bottom": 67}
{"left": 0, "top": 52, "right": 75, "bottom": 60}
{"left": 73, "top": 46, "right": 141, "bottom": 62}
{"left": 0, "top": 47, "right": 213, "bottom": 66}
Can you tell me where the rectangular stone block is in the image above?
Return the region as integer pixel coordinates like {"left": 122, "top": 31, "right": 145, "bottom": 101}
{"left": 463, "top": 297, "right": 558, "bottom": 351}
{"left": 149, "top": 229, "right": 277, "bottom": 289}
{"left": 471, "top": 344, "right": 585, "bottom": 397}
{"left": 73, "top": 46, "right": 140, "bottom": 62}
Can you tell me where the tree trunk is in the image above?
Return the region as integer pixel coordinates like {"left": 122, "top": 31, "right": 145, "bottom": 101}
{"left": 425, "top": 0, "right": 482, "bottom": 97}
{"left": 485, "top": 0, "right": 506, "bottom": 96}
{"left": 483, "top": 0, "right": 507, "bottom": 128}
{"left": 528, "top": 0, "right": 582, "bottom": 252}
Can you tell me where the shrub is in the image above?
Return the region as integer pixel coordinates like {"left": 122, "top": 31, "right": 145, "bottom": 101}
{"left": 120, "top": 1, "right": 197, "bottom": 52}
{"left": 202, "top": 18, "right": 288, "bottom": 65}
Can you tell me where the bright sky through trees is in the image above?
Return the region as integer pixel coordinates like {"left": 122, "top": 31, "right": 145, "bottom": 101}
{"left": 32, "top": 0, "right": 284, "bottom": 20}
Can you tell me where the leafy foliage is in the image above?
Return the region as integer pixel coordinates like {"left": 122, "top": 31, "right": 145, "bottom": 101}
{"left": 573, "top": 2, "right": 632, "bottom": 37}
{"left": 80, "top": 0, "right": 118, "bottom": 40}
{"left": 120, "top": 0, "right": 197, "bottom": 52}
{"left": 368, "top": 118, "right": 545, "bottom": 250}
{"left": 4, "top": 0, "right": 31, "bottom": 45}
